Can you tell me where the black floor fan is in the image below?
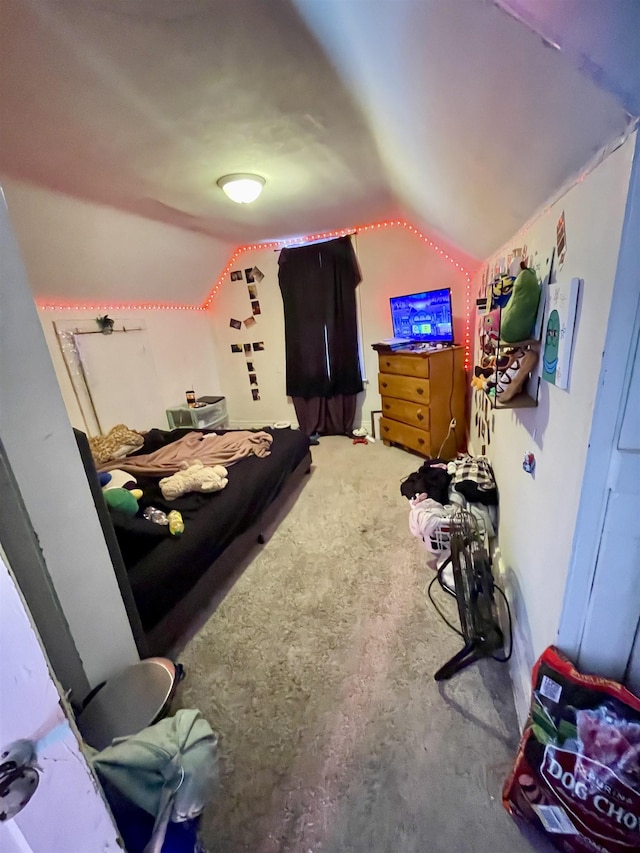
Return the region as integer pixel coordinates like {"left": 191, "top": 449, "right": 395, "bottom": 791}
{"left": 433, "top": 508, "right": 504, "bottom": 681}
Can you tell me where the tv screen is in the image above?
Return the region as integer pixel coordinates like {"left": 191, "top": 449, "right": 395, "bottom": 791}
{"left": 389, "top": 288, "right": 454, "bottom": 343}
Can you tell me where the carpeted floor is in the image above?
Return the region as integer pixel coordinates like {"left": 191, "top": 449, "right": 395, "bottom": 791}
{"left": 179, "top": 436, "right": 551, "bottom": 853}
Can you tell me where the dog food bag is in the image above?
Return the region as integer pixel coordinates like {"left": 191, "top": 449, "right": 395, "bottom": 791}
{"left": 503, "top": 646, "right": 640, "bottom": 852}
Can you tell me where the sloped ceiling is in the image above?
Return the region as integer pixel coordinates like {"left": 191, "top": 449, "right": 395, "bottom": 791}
{"left": 0, "top": 0, "right": 638, "bottom": 280}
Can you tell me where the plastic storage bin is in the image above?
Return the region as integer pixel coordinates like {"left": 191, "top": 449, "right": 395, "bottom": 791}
{"left": 166, "top": 398, "right": 228, "bottom": 430}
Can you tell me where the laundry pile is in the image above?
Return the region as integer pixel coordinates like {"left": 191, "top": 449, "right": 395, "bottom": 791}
{"left": 402, "top": 454, "right": 498, "bottom": 563}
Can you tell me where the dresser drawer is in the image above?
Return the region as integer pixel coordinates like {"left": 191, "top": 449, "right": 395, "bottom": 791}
{"left": 378, "top": 372, "right": 430, "bottom": 404}
{"left": 378, "top": 352, "right": 430, "bottom": 378}
{"left": 380, "top": 417, "right": 431, "bottom": 456}
{"left": 381, "top": 396, "right": 430, "bottom": 431}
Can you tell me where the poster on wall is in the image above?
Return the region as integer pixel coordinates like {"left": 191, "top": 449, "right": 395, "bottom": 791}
{"left": 542, "top": 277, "right": 580, "bottom": 390}
{"left": 556, "top": 211, "right": 567, "bottom": 269}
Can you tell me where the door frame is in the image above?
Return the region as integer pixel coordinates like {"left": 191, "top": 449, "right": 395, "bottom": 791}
{"left": 0, "top": 437, "right": 90, "bottom": 701}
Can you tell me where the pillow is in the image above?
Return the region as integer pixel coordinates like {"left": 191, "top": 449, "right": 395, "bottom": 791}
{"left": 500, "top": 267, "right": 541, "bottom": 344}
{"left": 89, "top": 425, "right": 144, "bottom": 465}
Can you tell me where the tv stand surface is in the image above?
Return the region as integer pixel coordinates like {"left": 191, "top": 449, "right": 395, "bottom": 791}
{"left": 373, "top": 341, "right": 456, "bottom": 354}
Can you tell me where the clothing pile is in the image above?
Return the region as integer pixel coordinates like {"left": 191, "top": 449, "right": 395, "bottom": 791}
{"left": 402, "top": 454, "right": 498, "bottom": 560}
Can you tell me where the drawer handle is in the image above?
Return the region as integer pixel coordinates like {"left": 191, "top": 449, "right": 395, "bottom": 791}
{"left": 383, "top": 425, "right": 389, "bottom": 433}
{"left": 385, "top": 361, "right": 391, "bottom": 367}
{"left": 384, "top": 403, "right": 390, "bottom": 410}
{"left": 417, "top": 411, "right": 424, "bottom": 421}
{"left": 417, "top": 387, "right": 424, "bottom": 396}
{"left": 418, "top": 437, "right": 425, "bottom": 445}
{"left": 381, "top": 382, "right": 388, "bottom": 388}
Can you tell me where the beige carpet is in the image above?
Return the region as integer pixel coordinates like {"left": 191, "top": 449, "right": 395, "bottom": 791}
{"left": 179, "top": 436, "right": 550, "bottom": 853}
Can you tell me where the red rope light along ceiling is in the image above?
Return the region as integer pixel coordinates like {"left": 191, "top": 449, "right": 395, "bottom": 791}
{"left": 38, "top": 220, "right": 476, "bottom": 370}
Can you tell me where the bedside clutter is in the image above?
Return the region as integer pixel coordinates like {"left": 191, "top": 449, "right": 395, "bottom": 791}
{"left": 372, "top": 344, "right": 465, "bottom": 460}
{"left": 166, "top": 397, "right": 228, "bottom": 430}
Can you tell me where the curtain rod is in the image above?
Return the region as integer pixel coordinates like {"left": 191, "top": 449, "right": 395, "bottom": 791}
{"left": 273, "top": 231, "right": 356, "bottom": 251}
{"left": 72, "top": 327, "right": 144, "bottom": 335}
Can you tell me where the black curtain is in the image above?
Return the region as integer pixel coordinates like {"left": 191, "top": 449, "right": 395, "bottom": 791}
{"left": 278, "top": 236, "right": 363, "bottom": 434}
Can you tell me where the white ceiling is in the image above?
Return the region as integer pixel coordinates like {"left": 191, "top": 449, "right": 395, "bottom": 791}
{"left": 1, "top": 0, "right": 638, "bottom": 265}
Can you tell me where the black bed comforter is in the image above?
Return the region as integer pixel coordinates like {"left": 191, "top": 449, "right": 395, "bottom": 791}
{"left": 112, "top": 427, "right": 310, "bottom": 630}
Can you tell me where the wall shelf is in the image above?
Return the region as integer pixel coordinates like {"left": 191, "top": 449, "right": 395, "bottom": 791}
{"left": 491, "top": 390, "right": 538, "bottom": 410}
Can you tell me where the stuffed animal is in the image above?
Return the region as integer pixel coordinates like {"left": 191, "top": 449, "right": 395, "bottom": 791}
{"left": 491, "top": 274, "right": 515, "bottom": 309}
{"left": 500, "top": 267, "right": 541, "bottom": 343}
{"left": 101, "top": 469, "right": 143, "bottom": 505}
{"left": 102, "top": 469, "right": 138, "bottom": 491}
{"left": 495, "top": 348, "right": 539, "bottom": 402}
{"left": 159, "top": 460, "right": 228, "bottom": 501}
{"left": 103, "top": 487, "right": 139, "bottom": 516}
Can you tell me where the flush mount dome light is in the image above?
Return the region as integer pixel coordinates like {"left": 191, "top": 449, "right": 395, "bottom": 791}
{"left": 217, "top": 173, "right": 265, "bottom": 204}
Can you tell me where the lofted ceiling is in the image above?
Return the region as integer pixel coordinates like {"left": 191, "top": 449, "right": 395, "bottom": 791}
{"left": 1, "top": 0, "right": 639, "bottom": 267}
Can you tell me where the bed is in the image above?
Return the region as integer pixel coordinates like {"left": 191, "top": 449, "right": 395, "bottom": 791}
{"left": 74, "top": 426, "right": 312, "bottom": 656}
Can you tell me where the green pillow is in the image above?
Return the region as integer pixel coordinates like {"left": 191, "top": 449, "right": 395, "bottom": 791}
{"left": 500, "top": 267, "right": 540, "bottom": 343}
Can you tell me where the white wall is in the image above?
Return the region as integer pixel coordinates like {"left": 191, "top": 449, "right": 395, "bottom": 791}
{"left": 39, "top": 308, "right": 222, "bottom": 432}
{"left": 0, "top": 550, "right": 121, "bottom": 852}
{"left": 468, "top": 135, "right": 636, "bottom": 724}
{"left": 209, "top": 225, "right": 472, "bottom": 430}
{"left": 3, "top": 179, "right": 234, "bottom": 305}
{"left": 0, "top": 191, "right": 138, "bottom": 689}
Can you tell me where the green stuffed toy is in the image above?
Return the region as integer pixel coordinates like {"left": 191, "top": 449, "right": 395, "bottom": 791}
{"left": 500, "top": 266, "right": 540, "bottom": 343}
{"left": 101, "top": 468, "right": 143, "bottom": 516}
{"left": 103, "top": 487, "right": 139, "bottom": 516}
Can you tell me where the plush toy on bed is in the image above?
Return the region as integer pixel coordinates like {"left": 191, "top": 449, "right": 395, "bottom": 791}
{"left": 103, "top": 487, "right": 140, "bottom": 516}
{"left": 101, "top": 469, "right": 143, "bottom": 516}
{"left": 159, "top": 460, "right": 228, "bottom": 501}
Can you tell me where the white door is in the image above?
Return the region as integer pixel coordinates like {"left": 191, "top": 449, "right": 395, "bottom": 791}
{"left": 0, "top": 550, "right": 122, "bottom": 852}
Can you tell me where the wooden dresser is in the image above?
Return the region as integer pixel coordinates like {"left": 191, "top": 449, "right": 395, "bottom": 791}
{"left": 374, "top": 345, "right": 466, "bottom": 459}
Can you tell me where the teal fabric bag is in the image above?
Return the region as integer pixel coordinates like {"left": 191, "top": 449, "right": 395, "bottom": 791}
{"left": 91, "top": 709, "right": 218, "bottom": 853}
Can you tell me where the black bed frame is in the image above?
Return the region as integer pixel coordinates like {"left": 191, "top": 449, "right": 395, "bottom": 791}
{"left": 73, "top": 428, "right": 312, "bottom": 658}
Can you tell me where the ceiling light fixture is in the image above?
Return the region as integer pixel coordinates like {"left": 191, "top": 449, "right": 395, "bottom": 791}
{"left": 217, "top": 173, "right": 265, "bottom": 204}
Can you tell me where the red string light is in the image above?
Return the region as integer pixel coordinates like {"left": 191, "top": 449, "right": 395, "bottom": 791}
{"left": 36, "top": 219, "right": 479, "bottom": 370}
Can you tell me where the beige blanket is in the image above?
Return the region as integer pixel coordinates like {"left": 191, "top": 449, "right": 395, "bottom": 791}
{"left": 97, "top": 430, "right": 273, "bottom": 477}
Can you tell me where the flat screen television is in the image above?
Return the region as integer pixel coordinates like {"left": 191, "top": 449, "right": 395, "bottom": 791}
{"left": 389, "top": 287, "right": 454, "bottom": 344}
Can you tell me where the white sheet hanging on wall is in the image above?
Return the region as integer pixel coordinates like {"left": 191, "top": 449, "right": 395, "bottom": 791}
{"left": 74, "top": 326, "right": 164, "bottom": 433}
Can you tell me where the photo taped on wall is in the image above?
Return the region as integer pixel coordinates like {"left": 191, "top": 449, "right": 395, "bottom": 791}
{"left": 251, "top": 388, "right": 260, "bottom": 401}
{"left": 230, "top": 270, "right": 243, "bottom": 281}
{"left": 229, "top": 318, "right": 242, "bottom": 330}
{"left": 248, "top": 284, "right": 258, "bottom": 300}
{"left": 231, "top": 343, "right": 243, "bottom": 353}
{"left": 245, "top": 268, "right": 255, "bottom": 283}
{"left": 252, "top": 341, "right": 265, "bottom": 352}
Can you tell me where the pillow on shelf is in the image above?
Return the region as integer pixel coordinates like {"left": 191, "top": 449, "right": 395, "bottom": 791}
{"left": 500, "top": 267, "right": 540, "bottom": 343}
